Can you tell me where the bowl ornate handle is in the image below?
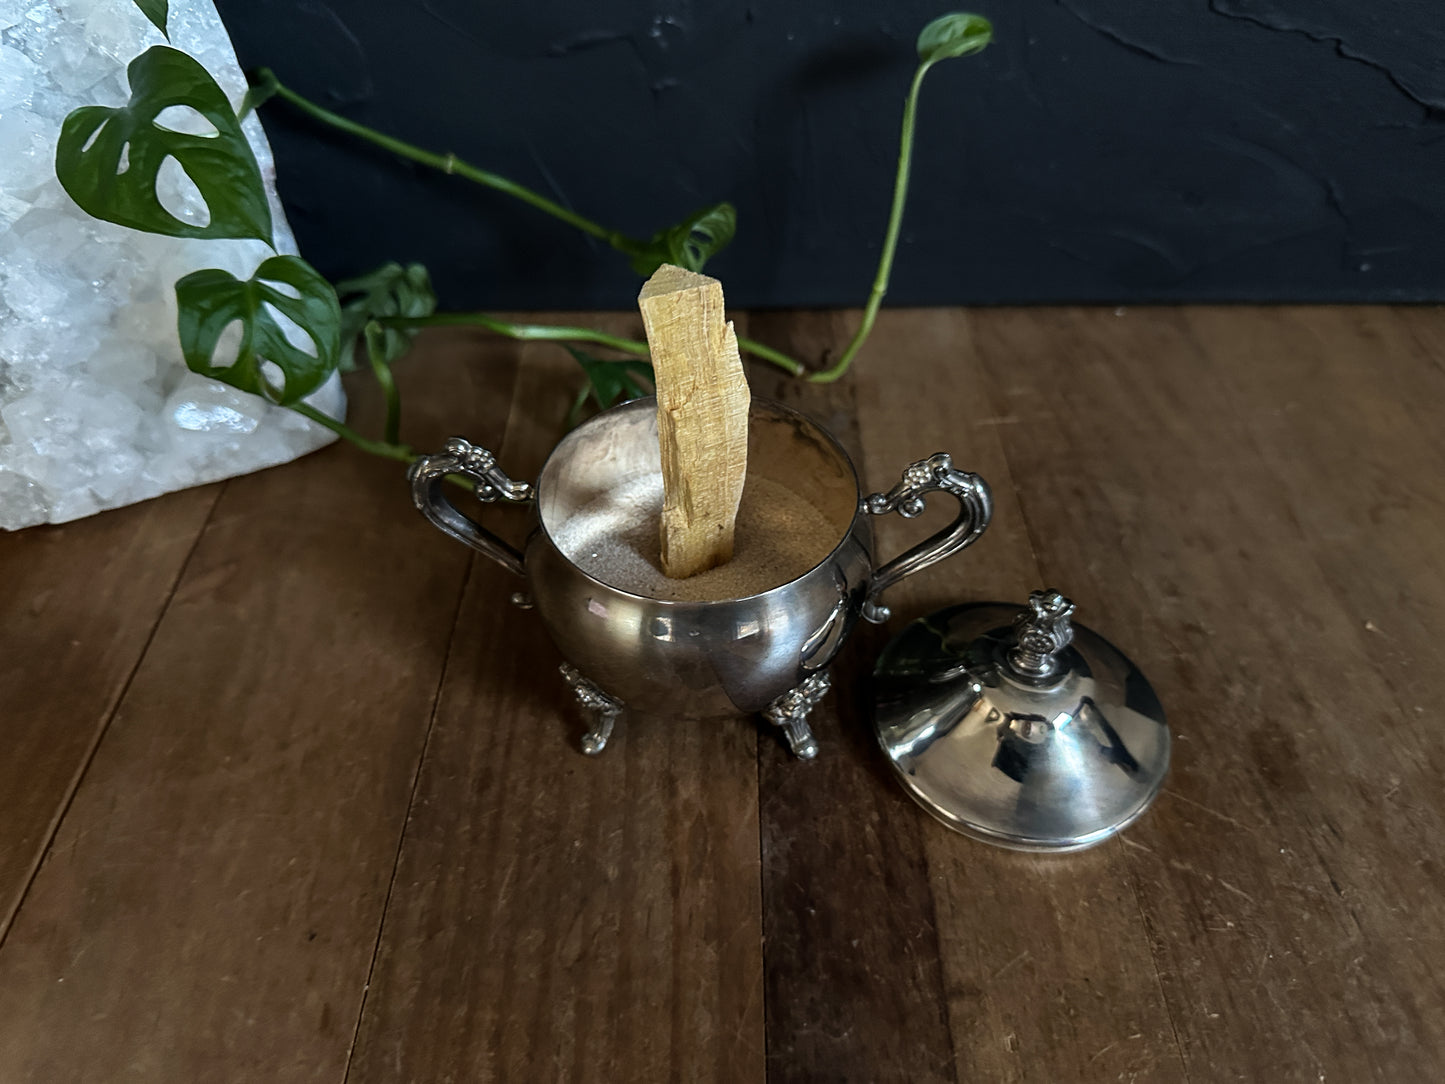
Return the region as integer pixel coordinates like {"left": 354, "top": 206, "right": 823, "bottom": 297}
{"left": 408, "top": 437, "right": 534, "bottom": 579}
{"left": 861, "top": 452, "right": 992, "bottom": 623}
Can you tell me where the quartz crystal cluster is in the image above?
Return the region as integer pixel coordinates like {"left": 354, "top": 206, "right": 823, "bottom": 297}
{"left": 0, "top": 0, "right": 344, "bottom": 529}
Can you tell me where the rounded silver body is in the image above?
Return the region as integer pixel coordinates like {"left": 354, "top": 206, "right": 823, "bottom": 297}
{"left": 410, "top": 396, "right": 992, "bottom": 747}
{"left": 526, "top": 399, "right": 873, "bottom": 716}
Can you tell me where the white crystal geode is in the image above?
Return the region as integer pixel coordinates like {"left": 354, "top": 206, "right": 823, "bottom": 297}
{"left": 0, "top": 0, "right": 345, "bottom": 529}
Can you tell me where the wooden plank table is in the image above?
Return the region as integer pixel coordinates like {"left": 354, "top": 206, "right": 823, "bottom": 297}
{"left": 2, "top": 306, "right": 1442, "bottom": 1082}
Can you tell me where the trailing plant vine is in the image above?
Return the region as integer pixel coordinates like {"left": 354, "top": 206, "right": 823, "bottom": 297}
{"left": 54, "top": 4, "right": 993, "bottom": 469}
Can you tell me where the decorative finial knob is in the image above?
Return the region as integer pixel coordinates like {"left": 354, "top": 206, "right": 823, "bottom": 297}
{"left": 1007, "top": 589, "right": 1075, "bottom": 680}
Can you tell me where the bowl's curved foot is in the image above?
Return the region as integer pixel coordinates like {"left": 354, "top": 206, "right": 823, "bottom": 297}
{"left": 762, "top": 671, "right": 831, "bottom": 760}
{"left": 560, "top": 663, "right": 622, "bottom": 755}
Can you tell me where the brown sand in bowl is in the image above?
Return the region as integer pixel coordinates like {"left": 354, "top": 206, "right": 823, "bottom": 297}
{"left": 551, "top": 474, "right": 844, "bottom": 602}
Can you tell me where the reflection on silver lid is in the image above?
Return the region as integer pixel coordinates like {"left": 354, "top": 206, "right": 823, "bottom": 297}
{"left": 873, "top": 591, "right": 1170, "bottom": 852}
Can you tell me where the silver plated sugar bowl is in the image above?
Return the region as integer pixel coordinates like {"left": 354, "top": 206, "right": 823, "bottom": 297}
{"left": 873, "top": 590, "right": 1170, "bottom": 850}
{"left": 409, "top": 396, "right": 992, "bottom": 758}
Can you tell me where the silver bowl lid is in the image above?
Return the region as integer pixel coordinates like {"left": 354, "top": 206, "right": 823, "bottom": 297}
{"left": 872, "top": 590, "right": 1170, "bottom": 852}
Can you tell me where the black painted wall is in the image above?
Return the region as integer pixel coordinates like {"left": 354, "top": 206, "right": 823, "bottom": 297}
{"left": 215, "top": 1, "right": 1445, "bottom": 310}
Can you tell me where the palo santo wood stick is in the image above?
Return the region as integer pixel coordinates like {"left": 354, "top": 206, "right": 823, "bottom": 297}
{"left": 638, "top": 263, "right": 751, "bottom": 579}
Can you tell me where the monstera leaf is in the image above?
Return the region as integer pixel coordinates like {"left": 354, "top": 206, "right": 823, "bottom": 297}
{"left": 628, "top": 202, "right": 737, "bottom": 277}
{"left": 56, "top": 46, "right": 272, "bottom": 242}
{"left": 335, "top": 261, "right": 437, "bottom": 370}
{"left": 916, "top": 12, "right": 993, "bottom": 64}
{"left": 132, "top": 0, "right": 168, "bottom": 38}
{"left": 176, "top": 256, "right": 341, "bottom": 404}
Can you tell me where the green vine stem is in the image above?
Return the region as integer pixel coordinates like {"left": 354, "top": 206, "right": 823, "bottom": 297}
{"left": 381, "top": 313, "right": 651, "bottom": 356}
{"left": 286, "top": 400, "right": 479, "bottom": 492}
{"left": 255, "top": 70, "right": 644, "bottom": 261}
{"left": 737, "top": 335, "right": 805, "bottom": 376}
{"left": 255, "top": 72, "right": 807, "bottom": 378}
{"left": 363, "top": 321, "right": 402, "bottom": 446}
{"left": 287, "top": 400, "right": 413, "bottom": 462}
{"left": 380, "top": 313, "right": 805, "bottom": 376}
{"left": 809, "top": 8, "right": 993, "bottom": 384}
{"left": 810, "top": 63, "right": 931, "bottom": 385}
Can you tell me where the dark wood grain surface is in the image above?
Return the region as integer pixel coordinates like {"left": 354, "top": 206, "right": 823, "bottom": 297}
{"left": 1, "top": 307, "right": 1441, "bottom": 1083}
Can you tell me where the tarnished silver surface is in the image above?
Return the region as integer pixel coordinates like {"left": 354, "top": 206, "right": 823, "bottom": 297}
{"left": 762, "top": 670, "right": 831, "bottom": 759}
{"left": 874, "top": 591, "right": 1170, "bottom": 850}
{"left": 410, "top": 397, "right": 992, "bottom": 757}
{"left": 861, "top": 453, "right": 992, "bottom": 624}
{"left": 560, "top": 663, "right": 622, "bottom": 755}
